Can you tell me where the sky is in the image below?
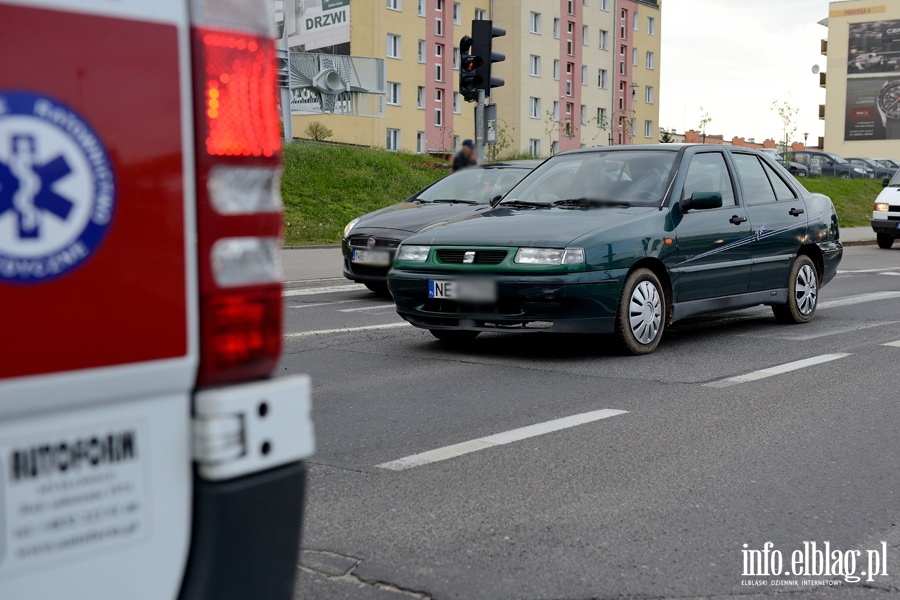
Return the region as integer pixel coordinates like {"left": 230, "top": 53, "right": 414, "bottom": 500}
{"left": 660, "top": 0, "right": 832, "bottom": 144}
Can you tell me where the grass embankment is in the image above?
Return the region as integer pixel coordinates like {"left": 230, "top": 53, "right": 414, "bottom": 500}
{"left": 281, "top": 142, "right": 447, "bottom": 245}
{"left": 800, "top": 177, "right": 881, "bottom": 228}
{"left": 280, "top": 143, "right": 882, "bottom": 245}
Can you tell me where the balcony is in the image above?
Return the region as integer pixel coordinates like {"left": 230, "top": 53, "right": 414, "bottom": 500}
{"left": 819, "top": 71, "right": 827, "bottom": 88}
{"left": 819, "top": 104, "right": 825, "bottom": 119}
{"left": 821, "top": 39, "right": 828, "bottom": 55}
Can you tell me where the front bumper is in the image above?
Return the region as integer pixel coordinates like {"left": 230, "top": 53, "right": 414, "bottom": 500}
{"left": 342, "top": 232, "right": 406, "bottom": 284}
{"left": 388, "top": 268, "right": 628, "bottom": 334}
{"left": 871, "top": 218, "right": 900, "bottom": 237}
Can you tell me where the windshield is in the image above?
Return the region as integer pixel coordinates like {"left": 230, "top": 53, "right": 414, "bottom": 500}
{"left": 889, "top": 170, "right": 900, "bottom": 186}
{"left": 415, "top": 167, "right": 531, "bottom": 204}
{"left": 877, "top": 159, "right": 900, "bottom": 168}
{"left": 502, "top": 151, "right": 676, "bottom": 207}
{"left": 826, "top": 153, "right": 848, "bottom": 164}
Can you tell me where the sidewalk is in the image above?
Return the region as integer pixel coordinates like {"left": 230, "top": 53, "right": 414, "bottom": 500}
{"left": 280, "top": 227, "right": 877, "bottom": 283}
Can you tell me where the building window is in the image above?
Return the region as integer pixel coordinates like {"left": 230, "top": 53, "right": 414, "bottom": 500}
{"left": 633, "top": 47, "right": 638, "bottom": 66}
{"left": 530, "top": 12, "right": 541, "bottom": 34}
{"left": 453, "top": 2, "right": 461, "bottom": 24}
{"left": 387, "top": 34, "right": 401, "bottom": 58}
{"left": 553, "top": 60, "right": 560, "bottom": 80}
{"left": 435, "top": 43, "right": 443, "bottom": 57}
{"left": 435, "top": 108, "right": 443, "bottom": 126}
{"left": 418, "top": 0, "right": 425, "bottom": 16}
{"left": 645, "top": 86, "right": 654, "bottom": 104}
{"left": 646, "top": 51, "right": 655, "bottom": 69}
{"left": 529, "top": 97, "right": 541, "bottom": 119}
{"left": 435, "top": 88, "right": 443, "bottom": 102}
{"left": 475, "top": 8, "right": 486, "bottom": 20}
{"left": 580, "top": 104, "right": 587, "bottom": 125}
{"left": 552, "top": 101, "right": 559, "bottom": 120}
{"left": 598, "top": 68, "right": 607, "bottom": 88}
{"left": 582, "top": 25, "right": 588, "bottom": 45}
{"left": 600, "top": 0, "right": 608, "bottom": 10}
{"left": 620, "top": 25, "right": 626, "bottom": 39}
{"left": 386, "top": 128, "right": 401, "bottom": 150}
{"left": 567, "top": 40, "right": 573, "bottom": 55}
{"left": 387, "top": 0, "right": 401, "bottom": 10}
{"left": 436, "top": 0, "right": 443, "bottom": 10}
{"left": 620, "top": 81, "right": 626, "bottom": 92}
{"left": 453, "top": 135, "right": 460, "bottom": 150}
{"left": 418, "top": 39, "right": 426, "bottom": 63}
{"left": 530, "top": 55, "right": 541, "bottom": 76}
{"left": 553, "top": 18, "right": 560, "bottom": 39}
{"left": 599, "top": 29, "right": 608, "bottom": 50}
{"left": 647, "top": 16, "right": 655, "bottom": 35}
{"left": 581, "top": 65, "right": 587, "bottom": 85}
{"left": 435, "top": 18, "right": 443, "bottom": 36}
{"left": 453, "top": 47, "right": 460, "bottom": 70}
{"left": 644, "top": 120, "right": 653, "bottom": 139}
{"left": 621, "top": 8, "right": 627, "bottom": 20}
{"left": 568, "top": 21, "right": 575, "bottom": 34}
{"left": 565, "top": 78, "right": 572, "bottom": 96}
{"left": 529, "top": 138, "right": 541, "bottom": 157}
{"left": 417, "top": 86, "right": 425, "bottom": 109}
{"left": 633, "top": 12, "right": 639, "bottom": 30}
{"left": 567, "top": 62, "right": 573, "bottom": 74}
{"left": 619, "top": 97, "right": 624, "bottom": 110}
{"left": 597, "top": 107, "right": 607, "bottom": 127}
{"left": 454, "top": 92, "right": 461, "bottom": 113}
{"left": 551, "top": 141, "right": 559, "bottom": 155}
{"left": 387, "top": 82, "right": 401, "bottom": 105}
{"left": 567, "top": 0, "right": 574, "bottom": 15}
{"left": 566, "top": 102, "right": 572, "bottom": 115}
{"left": 416, "top": 131, "right": 425, "bottom": 153}
{"left": 435, "top": 62, "right": 443, "bottom": 81}
{"left": 619, "top": 61, "right": 625, "bottom": 75}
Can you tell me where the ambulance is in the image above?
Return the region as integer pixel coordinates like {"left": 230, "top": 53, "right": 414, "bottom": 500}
{"left": 0, "top": 1, "right": 314, "bottom": 599}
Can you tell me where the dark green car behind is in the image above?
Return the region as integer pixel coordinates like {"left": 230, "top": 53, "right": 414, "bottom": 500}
{"left": 387, "top": 145, "right": 843, "bottom": 354}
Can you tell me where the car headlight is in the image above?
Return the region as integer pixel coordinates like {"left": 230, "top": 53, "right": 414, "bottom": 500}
{"left": 396, "top": 245, "right": 430, "bottom": 262}
{"left": 514, "top": 247, "right": 585, "bottom": 265}
{"left": 853, "top": 167, "right": 866, "bottom": 174}
{"left": 343, "top": 217, "right": 360, "bottom": 238}
{"left": 875, "top": 203, "right": 890, "bottom": 212}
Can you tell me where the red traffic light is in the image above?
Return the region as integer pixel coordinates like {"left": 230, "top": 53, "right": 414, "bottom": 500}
{"left": 461, "top": 56, "right": 483, "bottom": 72}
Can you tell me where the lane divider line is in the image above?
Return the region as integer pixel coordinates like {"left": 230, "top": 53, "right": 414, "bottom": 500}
{"left": 884, "top": 340, "right": 900, "bottom": 348}
{"left": 289, "top": 300, "right": 363, "bottom": 309}
{"left": 704, "top": 353, "right": 852, "bottom": 388}
{"left": 284, "top": 322, "right": 410, "bottom": 338}
{"left": 377, "top": 409, "right": 628, "bottom": 471}
{"left": 338, "top": 303, "right": 397, "bottom": 313}
{"left": 819, "top": 291, "right": 900, "bottom": 309}
{"left": 283, "top": 284, "right": 364, "bottom": 297}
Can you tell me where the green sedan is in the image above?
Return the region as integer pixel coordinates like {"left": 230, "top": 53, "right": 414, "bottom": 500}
{"left": 387, "top": 145, "right": 843, "bottom": 354}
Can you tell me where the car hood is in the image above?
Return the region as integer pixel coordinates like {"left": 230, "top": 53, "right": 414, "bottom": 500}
{"left": 354, "top": 201, "right": 488, "bottom": 234}
{"left": 405, "top": 206, "right": 658, "bottom": 247}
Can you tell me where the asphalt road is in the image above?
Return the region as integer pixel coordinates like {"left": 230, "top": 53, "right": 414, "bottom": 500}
{"left": 283, "top": 245, "right": 900, "bottom": 600}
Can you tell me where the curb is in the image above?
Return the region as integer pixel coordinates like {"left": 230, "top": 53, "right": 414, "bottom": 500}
{"left": 841, "top": 239, "right": 876, "bottom": 247}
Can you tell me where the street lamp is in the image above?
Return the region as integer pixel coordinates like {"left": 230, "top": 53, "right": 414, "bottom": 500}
{"left": 803, "top": 132, "right": 809, "bottom": 148}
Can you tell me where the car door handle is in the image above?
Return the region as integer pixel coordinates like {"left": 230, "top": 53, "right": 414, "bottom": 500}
{"left": 729, "top": 215, "right": 748, "bottom": 225}
{"left": 789, "top": 207, "right": 805, "bottom": 217}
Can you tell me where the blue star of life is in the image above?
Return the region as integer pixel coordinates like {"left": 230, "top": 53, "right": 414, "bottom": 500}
{"left": 0, "top": 91, "right": 116, "bottom": 284}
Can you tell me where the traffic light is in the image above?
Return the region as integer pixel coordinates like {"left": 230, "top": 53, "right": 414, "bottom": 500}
{"left": 459, "top": 35, "right": 483, "bottom": 102}
{"left": 471, "top": 20, "right": 505, "bottom": 96}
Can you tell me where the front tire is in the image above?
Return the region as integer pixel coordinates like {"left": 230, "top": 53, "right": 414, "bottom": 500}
{"left": 429, "top": 330, "right": 480, "bottom": 344}
{"left": 615, "top": 268, "right": 666, "bottom": 355}
{"left": 773, "top": 255, "right": 818, "bottom": 324}
{"left": 877, "top": 233, "right": 895, "bottom": 249}
{"left": 365, "top": 282, "right": 391, "bottom": 296}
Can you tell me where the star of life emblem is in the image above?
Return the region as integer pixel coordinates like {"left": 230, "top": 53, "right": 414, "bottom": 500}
{"left": 0, "top": 91, "right": 116, "bottom": 284}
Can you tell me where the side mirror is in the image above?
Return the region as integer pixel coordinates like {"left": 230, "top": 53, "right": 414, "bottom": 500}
{"left": 884, "top": 177, "right": 890, "bottom": 188}
{"left": 682, "top": 191, "right": 723, "bottom": 212}
{"left": 489, "top": 194, "right": 503, "bottom": 208}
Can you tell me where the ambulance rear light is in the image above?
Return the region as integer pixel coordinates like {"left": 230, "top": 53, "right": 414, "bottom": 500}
{"left": 208, "top": 166, "right": 282, "bottom": 214}
{"left": 212, "top": 237, "right": 282, "bottom": 287}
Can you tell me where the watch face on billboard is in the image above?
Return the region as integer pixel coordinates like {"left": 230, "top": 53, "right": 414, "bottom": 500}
{"left": 845, "top": 20, "right": 900, "bottom": 141}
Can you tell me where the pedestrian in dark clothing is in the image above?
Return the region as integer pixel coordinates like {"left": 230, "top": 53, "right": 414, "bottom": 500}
{"left": 452, "top": 139, "right": 477, "bottom": 172}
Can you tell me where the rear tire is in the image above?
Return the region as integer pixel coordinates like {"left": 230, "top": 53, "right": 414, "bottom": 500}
{"left": 615, "top": 268, "right": 666, "bottom": 355}
{"left": 429, "top": 330, "right": 480, "bottom": 344}
{"left": 773, "top": 255, "right": 818, "bottom": 324}
{"left": 877, "top": 233, "right": 895, "bottom": 249}
{"left": 365, "top": 282, "right": 391, "bottom": 296}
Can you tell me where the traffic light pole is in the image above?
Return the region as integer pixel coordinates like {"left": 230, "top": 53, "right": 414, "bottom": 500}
{"left": 475, "top": 89, "right": 486, "bottom": 164}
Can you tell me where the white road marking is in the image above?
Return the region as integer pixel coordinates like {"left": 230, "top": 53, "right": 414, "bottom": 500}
{"left": 284, "top": 322, "right": 410, "bottom": 338}
{"left": 283, "top": 284, "right": 364, "bottom": 297}
{"left": 377, "top": 409, "right": 628, "bottom": 471}
{"left": 837, "top": 268, "right": 900, "bottom": 274}
{"left": 738, "top": 321, "right": 899, "bottom": 341}
{"left": 884, "top": 340, "right": 900, "bottom": 348}
{"left": 704, "top": 353, "right": 852, "bottom": 388}
{"left": 339, "top": 303, "right": 396, "bottom": 313}
{"left": 289, "top": 300, "right": 363, "bottom": 309}
{"left": 819, "top": 291, "right": 900, "bottom": 309}
{"left": 879, "top": 272, "right": 900, "bottom": 277}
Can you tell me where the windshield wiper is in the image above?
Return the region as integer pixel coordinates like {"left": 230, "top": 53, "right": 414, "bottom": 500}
{"left": 432, "top": 199, "right": 479, "bottom": 205}
{"left": 552, "top": 198, "right": 632, "bottom": 208}
{"left": 500, "top": 200, "right": 551, "bottom": 209}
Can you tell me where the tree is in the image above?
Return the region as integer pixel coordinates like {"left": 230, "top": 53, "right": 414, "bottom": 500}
{"left": 698, "top": 107, "right": 712, "bottom": 143}
{"left": 660, "top": 129, "right": 675, "bottom": 143}
{"left": 304, "top": 121, "right": 333, "bottom": 142}
{"left": 771, "top": 97, "right": 799, "bottom": 158}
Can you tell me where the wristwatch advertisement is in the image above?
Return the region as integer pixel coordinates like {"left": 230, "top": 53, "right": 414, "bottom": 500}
{"left": 877, "top": 79, "right": 900, "bottom": 139}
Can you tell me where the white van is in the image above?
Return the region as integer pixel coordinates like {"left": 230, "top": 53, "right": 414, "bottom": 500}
{"left": 873, "top": 170, "right": 900, "bottom": 249}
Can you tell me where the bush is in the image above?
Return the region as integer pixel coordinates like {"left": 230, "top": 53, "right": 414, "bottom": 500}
{"left": 304, "top": 121, "right": 334, "bottom": 142}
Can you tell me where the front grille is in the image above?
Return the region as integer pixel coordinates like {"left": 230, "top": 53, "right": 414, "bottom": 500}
{"left": 436, "top": 249, "right": 508, "bottom": 265}
{"left": 889, "top": 205, "right": 900, "bottom": 213}
{"left": 349, "top": 236, "right": 400, "bottom": 249}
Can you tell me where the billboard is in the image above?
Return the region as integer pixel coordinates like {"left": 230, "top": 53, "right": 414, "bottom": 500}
{"left": 287, "top": 0, "right": 350, "bottom": 54}
{"left": 845, "top": 19, "right": 900, "bottom": 141}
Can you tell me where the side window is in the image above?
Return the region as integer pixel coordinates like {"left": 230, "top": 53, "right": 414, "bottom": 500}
{"left": 761, "top": 161, "right": 797, "bottom": 201}
{"left": 793, "top": 153, "right": 809, "bottom": 166}
{"left": 682, "top": 152, "right": 736, "bottom": 206}
{"left": 732, "top": 154, "right": 777, "bottom": 205}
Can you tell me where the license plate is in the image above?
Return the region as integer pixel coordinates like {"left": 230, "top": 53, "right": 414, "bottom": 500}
{"left": 352, "top": 249, "right": 391, "bottom": 266}
{"left": 428, "top": 279, "right": 497, "bottom": 302}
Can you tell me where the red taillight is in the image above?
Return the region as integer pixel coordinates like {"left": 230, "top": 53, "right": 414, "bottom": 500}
{"left": 190, "top": 11, "right": 284, "bottom": 388}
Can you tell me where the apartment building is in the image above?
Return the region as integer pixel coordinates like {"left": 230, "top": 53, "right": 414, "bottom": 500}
{"left": 286, "top": 0, "right": 661, "bottom": 156}
{"left": 819, "top": 0, "right": 900, "bottom": 156}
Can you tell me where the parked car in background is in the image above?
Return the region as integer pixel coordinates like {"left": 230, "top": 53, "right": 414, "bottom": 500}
{"left": 872, "top": 170, "right": 900, "bottom": 249}
{"left": 790, "top": 150, "right": 868, "bottom": 178}
{"left": 388, "top": 146, "right": 842, "bottom": 354}
{"left": 848, "top": 157, "right": 893, "bottom": 179}
{"left": 342, "top": 161, "right": 540, "bottom": 293}
{"left": 758, "top": 149, "right": 809, "bottom": 177}
{"left": 873, "top": 158, "right": 900, "bottom": 171}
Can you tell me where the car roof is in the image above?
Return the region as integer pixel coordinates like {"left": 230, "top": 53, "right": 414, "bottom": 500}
{"left": 480, "top": 160, "right": 542, "bottom": 168}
